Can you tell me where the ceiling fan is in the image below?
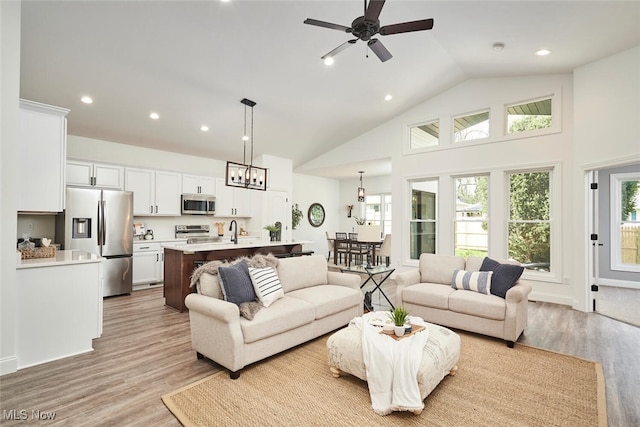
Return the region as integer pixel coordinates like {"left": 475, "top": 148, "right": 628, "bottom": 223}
{"left": 304, "top": 0, "right": 434, "bottom": 63}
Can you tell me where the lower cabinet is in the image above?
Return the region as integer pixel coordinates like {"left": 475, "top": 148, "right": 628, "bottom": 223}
{"left": 133, "top": 243, "right": 162, "bottom": 285}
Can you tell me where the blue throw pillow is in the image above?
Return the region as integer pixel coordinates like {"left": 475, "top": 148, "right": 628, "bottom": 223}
{"left": 480, "top": 257, "right": 524, "bottom": 298}
{"left": 217, "top": 260, "right": 257, "bottom": 306}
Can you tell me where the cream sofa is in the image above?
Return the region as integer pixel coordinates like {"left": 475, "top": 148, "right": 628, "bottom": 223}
{"left": 395, "top": 254, "right": 532, "bottom": 347}
{"left": 185, "top": 255, "right": 363, "bottom": 378}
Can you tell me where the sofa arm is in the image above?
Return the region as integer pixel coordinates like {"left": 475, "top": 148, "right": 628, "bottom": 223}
{"left": 394, "top": 269, "right": 421, "bottom": 306}
{"left": 505, "top": 281, "right": 532, "bottom": 304}
{"left": 327, "top": 271, "right": 361, "bottom": 290}
{"left": 185, "top": 293, "right": 240, "bottom": 323}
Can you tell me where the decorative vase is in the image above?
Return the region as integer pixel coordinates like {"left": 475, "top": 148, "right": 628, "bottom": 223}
{"left": 394, "top": 326, "right": 405, "bottom": 337}
{"left": 269, "top": 231, "right": 277, "bottom": 241}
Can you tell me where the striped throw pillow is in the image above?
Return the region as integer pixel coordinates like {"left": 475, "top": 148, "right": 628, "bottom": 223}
{"left": 249, "top": 267, "right": 284, "bottom": 307}
{"left": 451, "top": 269, "right": 493, "bottom": 295}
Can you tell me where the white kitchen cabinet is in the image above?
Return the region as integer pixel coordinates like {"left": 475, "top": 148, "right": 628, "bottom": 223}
{"left": 182, "top": 174, "right": 215, "bottom": 195}
{"left": 125, "top": 168, "right": 181, "bottom": 216}
{"left": 215, "top": 178, "right": 253, "bottom": 217}
{"left": 66, "top": 160, "right": 124, "bottom": 189}
{"left": 133, "top": 242, "right": 162, "bottom": 285}
{"left": 18, "top": 99, "right": 69, "bottom": 212}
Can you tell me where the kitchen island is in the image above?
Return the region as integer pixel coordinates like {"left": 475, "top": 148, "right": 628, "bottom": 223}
{"left": 162, "top": 240, "right": 311, "bottom": 312}
{"left": 16, "top": 250, "right": 103, "bottom": 369}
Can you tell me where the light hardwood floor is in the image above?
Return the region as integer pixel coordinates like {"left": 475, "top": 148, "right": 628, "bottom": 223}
{"left": 1, "top": 287, "right": 639, "bottom": 426}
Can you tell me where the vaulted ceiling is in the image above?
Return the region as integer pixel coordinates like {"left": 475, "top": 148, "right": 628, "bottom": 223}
{"left": 19, "top": 1, "right": 640, "bottom": 178}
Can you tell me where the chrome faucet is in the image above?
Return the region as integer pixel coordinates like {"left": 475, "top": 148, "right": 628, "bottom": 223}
{"left": 229, "top": 220, "right": 238, "bottom": 244}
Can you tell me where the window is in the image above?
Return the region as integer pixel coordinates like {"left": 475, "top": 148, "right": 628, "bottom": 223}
{"left": 453, "top": 110, "right": 489, "bottom": 142}
{"left": 365, "top": 194, "right": 392, "bottom": 236}
{"left": 506, "top": 98, "right": 552, "bottom": 134}
{"left": 454, "top": 175, "right": 488, "bottom": 258}
{"left": 610, "top": 172, "right": 640, "bottom": 272}
{"left": 508, "top": 170, "right": 551, "bottom": 272}
{"left": 409, "top": 119, "right": 439, "bottom": 150}
{"left": 410, "top": 180, "right": 437, "bottom": 259}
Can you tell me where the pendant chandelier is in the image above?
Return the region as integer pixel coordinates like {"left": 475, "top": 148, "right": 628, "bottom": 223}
{"left": 225, "top": 98, "right": 268, "bottom": 191}
{"left": 357, "top": 170, "right": 365, "bottom": 202}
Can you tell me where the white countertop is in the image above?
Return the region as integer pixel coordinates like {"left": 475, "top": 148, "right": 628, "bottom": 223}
{"left": 17, "top": 250, "right": 102, "bottom": 269}
{"left": 162, "top": 240, "right": 312, "bottom": 253}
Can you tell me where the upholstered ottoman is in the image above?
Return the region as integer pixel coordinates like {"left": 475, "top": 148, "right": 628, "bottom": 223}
{"left": 326, "top": 321, "right": 460, "bottom": 400}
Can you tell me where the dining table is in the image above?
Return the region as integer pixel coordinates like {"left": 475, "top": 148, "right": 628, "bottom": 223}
{"left": 330, "top": 237, "right": 383, "bottom": 267}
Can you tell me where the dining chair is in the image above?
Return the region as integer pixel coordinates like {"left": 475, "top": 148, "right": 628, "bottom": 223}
{"left": 348, "top": 232, "right": 370, "bottom": 266}
{"left": 377, "top": 234, "right": 391, "bottom": 267}
{"left": 325, "top": 231, "right": 334, "bottom": 262}
{"left": 335, "top": 232, "right": 350, "bottom": 265}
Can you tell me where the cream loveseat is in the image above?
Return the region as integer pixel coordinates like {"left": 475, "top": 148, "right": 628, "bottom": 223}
{"left": 185, "top": 255, "right": 363, "bottom": 378}
{"left": 395, "top": 254, "right": 532, "bottom": 347}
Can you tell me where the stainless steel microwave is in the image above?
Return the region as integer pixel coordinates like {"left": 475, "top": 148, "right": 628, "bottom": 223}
{"left": 181, "top": 194, "right": 215, "bottom": 215}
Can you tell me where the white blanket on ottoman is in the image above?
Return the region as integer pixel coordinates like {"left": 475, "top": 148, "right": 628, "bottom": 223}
{"left": 353, "top": 312, "right": 428, "bottom": 415}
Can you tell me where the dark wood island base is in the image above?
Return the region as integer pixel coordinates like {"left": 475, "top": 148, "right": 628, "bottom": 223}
{"left": 163, "top": 243, "right": 302, "bottom": 312}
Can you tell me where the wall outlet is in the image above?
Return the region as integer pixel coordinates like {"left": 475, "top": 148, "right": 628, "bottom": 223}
{"left": 27, "top": 223, "right": 34, "bottom": 231}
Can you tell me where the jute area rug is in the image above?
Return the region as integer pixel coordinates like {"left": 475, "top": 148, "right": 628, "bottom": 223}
{"left": 162, "top": 331, "right": 607, "bottom": 427}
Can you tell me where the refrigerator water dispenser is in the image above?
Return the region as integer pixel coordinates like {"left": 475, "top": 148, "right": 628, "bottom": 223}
{"left": 72, "top": 218, "right": 91, "bottom": 239}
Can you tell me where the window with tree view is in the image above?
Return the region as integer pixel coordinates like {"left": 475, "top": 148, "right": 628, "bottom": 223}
{"left": 508, "top": 171, "right": 551, "bottom": 271}
{"left": 455, "top": 176, "right": 488, "bottom": 258}
{"left": 507, "top": 98, "right": 552, "bottom": 134}
{"left": 410, "top": 180, "right": 437, "bottom": 259}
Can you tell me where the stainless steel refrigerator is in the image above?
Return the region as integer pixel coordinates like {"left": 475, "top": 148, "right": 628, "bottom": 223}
{"left": 57, "top": 188, "right": 134, "bottom": 296}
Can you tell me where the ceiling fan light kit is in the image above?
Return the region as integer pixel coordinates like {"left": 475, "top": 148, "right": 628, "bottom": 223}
{"left": 304, "top": 0, "right": 434, "bottom": 63}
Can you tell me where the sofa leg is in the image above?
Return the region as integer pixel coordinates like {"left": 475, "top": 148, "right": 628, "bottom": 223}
{"left": 230, "top": 370, "right": 241, "bottom": 380}
{"left": 196, "top": 352, "right": 204, "bottom": 360}
{"left": 507, "top": 341, "right": 515, "bottom": 348}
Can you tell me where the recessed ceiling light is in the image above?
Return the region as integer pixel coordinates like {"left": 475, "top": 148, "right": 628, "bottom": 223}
{"left": 535, "top": 48, "right": 551, "bottom": 56}
{"left": 324, "top": 57, "right": 334, "bottom": 66}
{"left": 149, "top": 112, "right": 159, "bottom": 120}
{"left": 384, "top": 94, "right": 393, "bottom": 101}
{"left": 80, "top": 96, "right": 93, "bottom": 104}
{"left": 200, "top": 125, "right": 209, "bottom": 132}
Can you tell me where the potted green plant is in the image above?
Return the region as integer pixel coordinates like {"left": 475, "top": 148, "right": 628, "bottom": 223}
{"left": 388, "top": 306, "right": 411, "bottom": 337}
{"left": 263, "top": 224, "right": 281, "bottom": 241}
{"left": 291, "top": 203, "right": 303, "bottom": 230}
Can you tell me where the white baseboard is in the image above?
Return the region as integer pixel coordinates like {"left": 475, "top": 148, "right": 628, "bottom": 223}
{"left": 0, "top": 356, "right": 18, "bottom": 376}
{"left": 528, "top": 291, "right": 574, "bottom": 307}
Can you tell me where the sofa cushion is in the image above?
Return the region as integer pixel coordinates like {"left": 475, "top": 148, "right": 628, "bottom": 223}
{"left": 451, "top": 270, "right": 493, "bottom": 295}
{"left": 480, "top": 257, "right": 525, "bottom": 298}
{"left": 402, "top": 283, "right": 454, "bottom": 309}
{"left": 198, "top": 272, "right": 222, "bottom": 299}
{"left": 249, "top": 266, "right": 284, "bottom": 307}
{"left": 449, "top": 290, "right": 506, "bottom": 320}
{"left": 217, "top": 260, "right": 257, "bottom": 306}
{"left": 419, "top": 254, "right": 465, "bottom": 284}
{"left": 465, "top": 256, "right": 485, "bottom": 272}
{"left": 276, "top": 255, "right": 328, "bottom": 293}
{"left": 240, "top": 296, "right": 315, "bottom": 343}
{"left": 286, "top": 285, "right": 361, "bottom": 319}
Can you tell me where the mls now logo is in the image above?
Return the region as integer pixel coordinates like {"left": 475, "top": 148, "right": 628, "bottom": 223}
{"left": 3, "top": 409, "right": 56, "bottom": 421}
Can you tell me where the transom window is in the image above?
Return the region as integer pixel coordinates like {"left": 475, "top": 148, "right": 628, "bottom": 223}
{"left": 506, "top": 98, "right": 552, "bottom": 134}
{"left": 409, "top": 119, "right": 439, "bottom": 150}
{"left": 453, "top": 110, "right": 489, "bottom": 142}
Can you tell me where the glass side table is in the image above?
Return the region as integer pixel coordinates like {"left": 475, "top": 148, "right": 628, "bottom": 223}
{"left": 340, "top": 265, "right": 395, "bottom": 310}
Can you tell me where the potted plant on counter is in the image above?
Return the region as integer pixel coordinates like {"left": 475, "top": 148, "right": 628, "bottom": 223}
{"left": 263, "top": 224, "right": 281, "bottom": 242}
{"left": 388, "top": 306, "right": 411, "bottom": 337}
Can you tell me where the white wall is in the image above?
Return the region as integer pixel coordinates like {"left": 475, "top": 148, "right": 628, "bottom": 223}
{"left": 291, "top": 173, "right": 340, "bottom": 258}
{"left": 1, "top": 0, "right": 21, "bottom": 375}
{"left": 572, "top": 45, "right": 640, "bottom": 310}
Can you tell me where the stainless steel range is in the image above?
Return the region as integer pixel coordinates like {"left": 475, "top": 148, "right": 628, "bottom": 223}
{"left": 175, "top": 225, "right": 221, "bottom": 244}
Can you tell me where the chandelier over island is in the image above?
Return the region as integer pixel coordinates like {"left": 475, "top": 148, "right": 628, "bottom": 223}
{"left": 225, "top": 98, "right": 268, "bottom": 191}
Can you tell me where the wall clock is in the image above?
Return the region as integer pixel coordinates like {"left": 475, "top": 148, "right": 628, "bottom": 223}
{"left": 308, "top": 203, "right": 325, "bottom": 227}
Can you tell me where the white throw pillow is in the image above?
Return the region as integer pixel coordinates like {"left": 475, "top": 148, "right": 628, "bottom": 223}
{"left": 249, "top": 267, "right": 284, "bottom": 307}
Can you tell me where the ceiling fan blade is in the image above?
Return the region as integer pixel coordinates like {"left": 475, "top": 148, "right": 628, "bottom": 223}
{"left": 368, "top": 38, "right": 392, "bottom": 62}
{"left": 304, "top": 18, "right": 351, "bottom": 33}
{"left": 380, "top": 18, "right": 434, "bottom": 36}
{"left": 320, "top": 40, "right": 357, "bottom": 60}
{"left": 364, "top": 0, "right": 386, "bottom": 22}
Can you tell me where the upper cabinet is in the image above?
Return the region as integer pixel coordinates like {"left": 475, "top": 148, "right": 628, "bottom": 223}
{"left": 182, "top": 174, "right": 215, "bottom": 195}
{"left": 215, "top": 178, "right": 252, "bottom": 217}
{"left": 125, "top": 168, "right": 181, "bottom": 216}
{"left": 18, "top": 99, "right": 69, "bottom": 212}
{"left": 67, "top": 160, "right": 124, "bottom": 189}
